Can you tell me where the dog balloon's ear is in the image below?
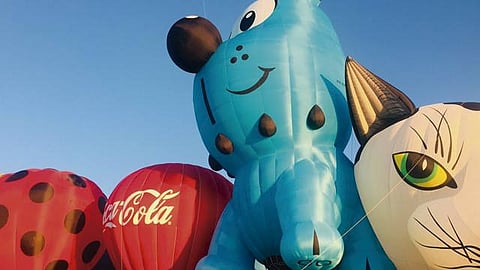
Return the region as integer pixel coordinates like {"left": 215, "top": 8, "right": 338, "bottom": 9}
{"left": 167, "top": 16, "right": 222, "bottom": 73}
{"left": 345, "top": 57, "right": 416, "bottom": 146}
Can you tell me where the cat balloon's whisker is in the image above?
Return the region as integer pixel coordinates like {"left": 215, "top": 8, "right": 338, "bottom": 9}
{"left": 414, "top": 214, "right": 480, "bottom": 263}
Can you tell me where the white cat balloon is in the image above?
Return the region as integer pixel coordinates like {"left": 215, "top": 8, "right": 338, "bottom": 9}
{"left": 346, "top": 57, "right": 480, "bottom": 269}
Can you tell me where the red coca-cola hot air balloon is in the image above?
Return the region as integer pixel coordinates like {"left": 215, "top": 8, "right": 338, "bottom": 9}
{"left": 103, "top": 163, "right": 233, "bottom": 270}
{"left": 0, "top": 168, "right": 109, "bottom": 270}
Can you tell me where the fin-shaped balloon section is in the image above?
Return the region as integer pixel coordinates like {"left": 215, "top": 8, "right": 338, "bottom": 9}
{"left": 168, "top": 0, "right": 393, "bottom": 269}
{"left": 102, "top": 163, "right": 233, "bottom": 270}
{"left": 346, "top": 57, "right": 480, "bottom": 269}
{"left": 0, "top": 168, "right": 112, "bottom": 270}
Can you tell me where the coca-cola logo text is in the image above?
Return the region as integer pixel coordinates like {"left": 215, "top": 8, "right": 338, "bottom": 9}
{"left": 103, "top": 189, "right": 180, "bottom": 228}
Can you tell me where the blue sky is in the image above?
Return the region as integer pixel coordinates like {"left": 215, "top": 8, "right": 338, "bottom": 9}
{"left": 1, "top": 0, "right": 478, "bottom": 195}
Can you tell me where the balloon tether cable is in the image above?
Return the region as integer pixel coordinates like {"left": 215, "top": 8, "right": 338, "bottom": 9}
{"left": 202, "top": 0, "right": 207, "bottom": 17}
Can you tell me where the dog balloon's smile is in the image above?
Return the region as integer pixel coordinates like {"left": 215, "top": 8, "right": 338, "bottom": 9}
{"left": 226, "top": 66, "right": 275, "bottom": 95}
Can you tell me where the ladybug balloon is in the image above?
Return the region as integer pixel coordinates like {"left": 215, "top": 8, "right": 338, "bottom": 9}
{"left": 103, "top": 163, "right": 233, "bottom": 270}
{"left": 0, "top": 168, "right": 109, "bottom": 270}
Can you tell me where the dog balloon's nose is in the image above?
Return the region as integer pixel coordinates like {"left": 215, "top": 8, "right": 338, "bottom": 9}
{"left": 167, "top": 16, "right": 222, "bottom": 73}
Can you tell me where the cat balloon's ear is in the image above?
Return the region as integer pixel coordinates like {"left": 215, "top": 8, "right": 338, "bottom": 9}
{"left": 345, "top": 57, "right": 416, "bottom": 146}
{"left": 309, "top": 0, "right": 322, "bottom": 6}
{"left": 167, "top": 16, "right": 222, "bottom": 73}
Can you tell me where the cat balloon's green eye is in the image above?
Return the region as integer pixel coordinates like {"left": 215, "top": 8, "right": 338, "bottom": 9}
{"left": 392, "top": 152, "right": 457, "bottom": 190}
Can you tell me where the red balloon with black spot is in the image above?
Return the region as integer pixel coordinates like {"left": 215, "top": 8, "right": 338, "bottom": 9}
{"left": 0, "top": 168, "right": 109, "bottom": 270}
{"left": 103, "top": 163, "right": 233, "bottom": 270}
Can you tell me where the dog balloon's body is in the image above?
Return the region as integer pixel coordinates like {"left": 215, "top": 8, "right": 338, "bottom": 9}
{"left": 168, "top": 1, "right": 393, "bottom": 269}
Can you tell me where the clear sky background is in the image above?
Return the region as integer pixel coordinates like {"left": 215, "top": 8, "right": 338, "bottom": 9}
{"left": 1, "top": 0, "right": 479, "bottom": 195}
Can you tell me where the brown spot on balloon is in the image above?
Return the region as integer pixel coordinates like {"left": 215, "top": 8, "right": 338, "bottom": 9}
{"left": 313, "top": 230, "right": 320, "bottom": 255}
{"left": 0, "top": 204, "right": 8, "bottom": 229}
{"left": 45, "top": 260, "right": 69, "bottom": 270}
{"left": 258, "top": 113, "right": 277, "bottom": 137}
{"left": 307, "top": 104, "right": 326, "bottom": 130}
{"left": 21, "top": 231, "right": 45, "bottom": 256}
{"left": 29, "top": 182, "right": 54, "bottom": 203}
{"left": 82, "top": 241, "right": 101, "bottom": 263}
{"left": 215, "top": 134, "right": 234, "bottom": 154}
{"left": 68, "top": 174, "right": 87, "bottom": 188}
{"left": 167, "top": 16, "right": 222, "bottom": 73}
{"left": 5, "top": 170, "right": 29, "bottom": 182}
{"left": 64, "top": 209, "right": 86, "bottom": 234}
{"left": 98, "top": 196, "right": 107, "bottom": 214}
{"left": 208, "top": 155, "right": 223, "bottom": 171}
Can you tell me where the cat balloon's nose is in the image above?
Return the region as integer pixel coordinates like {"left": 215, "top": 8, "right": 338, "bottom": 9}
{"left": 167, "top": 16, "right": 222, "bottom": 73}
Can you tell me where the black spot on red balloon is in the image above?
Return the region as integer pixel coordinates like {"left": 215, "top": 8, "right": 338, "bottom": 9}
{"left": 21, "top": 231, "right": 45, "bottom": 256}
{"left": 64, "top": 209, "right": 86, "bottom": 234}
{"left": 29, "top": 182, "right": 55, "bottom": 203}
{"left": 82, "top": 241, "right": 100, "bottom": 263}
{"left": 68, "top": 174, "right": 87, "bottom": 188}
{"left": 92, "top": 251, "right": 115, "bottom": 270}
{"left": 5, "top": 170, "right": 29, "bottom": 182}
{"left": 45, "top": 260, "right": 69, "bottom": 270}
{"left": 98, "top": 196, "right": 107, "bottom": 214}
{"left": 0, "top": 204, "right": 8, "bottom": 229}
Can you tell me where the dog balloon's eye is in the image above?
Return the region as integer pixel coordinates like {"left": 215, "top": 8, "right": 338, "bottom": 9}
{"left": 392, "top": 152, "right": 457, "bottom": 190}
{"left": 230, "top": 0, "right": 276, "bottom": 38}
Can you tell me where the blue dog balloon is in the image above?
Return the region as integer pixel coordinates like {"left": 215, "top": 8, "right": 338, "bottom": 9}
{"left": 167, "top": 0, "right": 394, "bottom": 269}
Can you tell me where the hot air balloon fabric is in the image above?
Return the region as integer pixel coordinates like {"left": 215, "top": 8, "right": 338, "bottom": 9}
{"left": 102, "top": 163, "right": 233, "bottom": 270}
{"left": 0, "top": 168, "right": 108, "bottom": 270}
{"left": 346, "top": 57, "right": 480, "bottom": 269}
{"left": 167, "top": 0, "right": 393, "bottom": 269}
